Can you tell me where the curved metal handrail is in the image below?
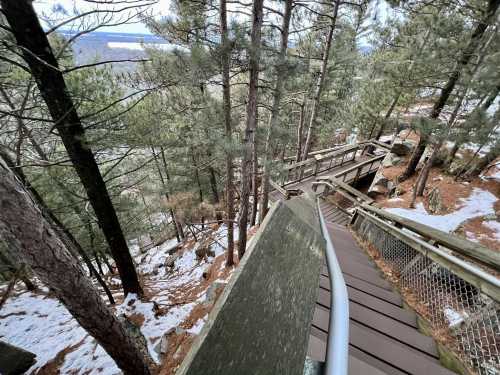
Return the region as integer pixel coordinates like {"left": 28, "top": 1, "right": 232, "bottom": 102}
{"left": 316, "top": 198, "right": 350, "bottom": 375}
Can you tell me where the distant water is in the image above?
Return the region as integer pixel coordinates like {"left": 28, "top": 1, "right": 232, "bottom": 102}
{"left": 58, "top": 30, "right": 172, "bottom": 70}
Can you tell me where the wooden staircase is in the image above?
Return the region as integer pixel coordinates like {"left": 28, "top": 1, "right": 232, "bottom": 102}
{"left": 307, "top": 207, "right": 458, "bottom": 375}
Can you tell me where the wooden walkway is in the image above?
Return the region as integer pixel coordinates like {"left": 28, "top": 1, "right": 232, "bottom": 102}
{"left": 307, "top": 199, "right": 457, "bottom": 374}
{"left": 269, "top": 155, "right": 381, "bottom": 202}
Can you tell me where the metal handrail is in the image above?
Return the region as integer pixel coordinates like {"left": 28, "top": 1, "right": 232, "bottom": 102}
{"left": 316, "top": 198, "right": 350, "bottom": 375}
{"left": 356, "top": 207, "right": 500, "bottom": 302}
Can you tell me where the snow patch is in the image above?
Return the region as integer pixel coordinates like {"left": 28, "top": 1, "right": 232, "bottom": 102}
{"left": 386, "top": 188, "right": 497, "bottom": 233}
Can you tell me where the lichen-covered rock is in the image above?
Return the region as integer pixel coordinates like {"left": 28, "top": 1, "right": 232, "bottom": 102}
{"left": 382, "top": 153, "right": 402, "bottom": 168}
{"left": 155, "top": 328, "right": 175, "bottom": 355}
{"left": 195, "top": 245, "right": 215, "bottom": 260}
{"left": 165, "top": 253, "right": 180, "bottom": 269}
{"left": 205, "top": 281, "right": 226, "bottom": 306}
{"left": 367, "top": 170, "right": 391, "bottom": 197}
{"left": 427, "top": 187, "right": 443, "bottom": 214}
{"left": 391, "top": 141, "right": 414, "bottom": 156}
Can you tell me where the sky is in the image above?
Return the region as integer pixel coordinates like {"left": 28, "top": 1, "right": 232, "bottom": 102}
{"left": 33, "top": 0, "right": 391, "bottom": 38}
{"left": 34, "top": 0, "right": 171, "bottom": 34}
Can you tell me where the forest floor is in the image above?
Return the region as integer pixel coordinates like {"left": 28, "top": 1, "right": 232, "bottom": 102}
{"left": 0, "top": 223, "right": 252, "bottom": 374}
{"left": 373, "top": 131, "right": 500, "bottom": 251}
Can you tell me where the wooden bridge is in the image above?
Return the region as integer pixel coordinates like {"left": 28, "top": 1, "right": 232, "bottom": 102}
{"left": 269, "top": 141, "right": 388, "bottom": 201}
{"left": 175, "top": 141, "right": 500, "bottom": 375}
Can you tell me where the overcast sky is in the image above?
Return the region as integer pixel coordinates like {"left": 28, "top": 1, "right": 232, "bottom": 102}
{"left": 34, "top": 0, "right": 171, "bottom": 34}
{"left": 33, "top": 0, "right": 391, "bottom": 39}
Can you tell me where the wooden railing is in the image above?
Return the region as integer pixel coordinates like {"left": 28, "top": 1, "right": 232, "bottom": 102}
{"left": 282, "top": 144, "right": 346, "bottom": 165}
{"left": 279, "top": 144, "right": 360, "bottom": 186}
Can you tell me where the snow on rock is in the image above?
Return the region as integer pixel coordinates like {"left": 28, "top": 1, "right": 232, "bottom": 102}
{"left": 386, "top": 188, "right": 497, "bottom": 233}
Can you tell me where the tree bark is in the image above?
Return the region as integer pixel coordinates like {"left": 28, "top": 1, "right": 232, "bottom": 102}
{"left": 259, "top": 0, "right": 293, "bottom": 224}
{"left": 237, "top": 0, "right": 264, "bottom": 259}
{"left": 157, "top": 147, "right": 185, "bottom": 241}
{"left": 0, "top": 147, "right": 115, "bottom": 304}
{"left": 208, "top": 165, "right": 223, "bottom": 223}
{"left": 0, "top": 157, "right": 153, "bottom": 375}
{"left": 220, "top": 0, "right": 235, "bottom": 266}
{"left": 2, "top": 0, "right": 142, "bottom": 296}
{"left": 295, "top": 94, "right": 307, "bottom": 163}
{"left": 401, "top": 0, "right": 500, "bottom": 180}
{"left": 250, "top": 144, "right": 259, "bottom": 226}
{"left": 301, "top": 0, "right": 340, "bottom": 161}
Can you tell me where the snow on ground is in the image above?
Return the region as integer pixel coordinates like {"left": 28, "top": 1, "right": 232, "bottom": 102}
{"left": 483, "top": 221, "right": 500, "bottom": 241}
{"left": 386, "top": 188, "right": 497, "bottom": 233}
{"left": 0, "top": 224, "right": 236, "bottom": 374}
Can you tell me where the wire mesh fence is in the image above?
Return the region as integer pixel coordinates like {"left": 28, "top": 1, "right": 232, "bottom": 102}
{"left": 352, "top": 212, "right": 500, "bottom": 375}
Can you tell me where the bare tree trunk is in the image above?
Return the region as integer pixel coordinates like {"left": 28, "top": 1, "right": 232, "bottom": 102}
{"left": 295, "top": 95, "right": 307, "bottom": 163}
{"left": 2, "top": 0, "right": 142, "bottom": 296}
{"left": 401, "top": 0, "right": 500, "bottom": 180}
{"left": 250, "top": 145, "right": 259, "bottom": 226}
{"left": 157, "top": 147, "right": 185, "bottom": 241}
{"left": 219, "top": 0, "right": 235, "bottom": 266}
{"left": 191, "top": 151, "right": 205, "bottom": 228}
{"left": 0, "top": 157, "right": 153, "bottom": 375}
{"left": 208, "top": 165, "right": 223, "bottom": 223}
{"left": 259, "top": 0, "right": 293, "bottom": 224}
{"left": 301, "top": 0, "right": 340, "bottom": 161}
{"left": 237, "top": 0, "right": 264, "bottom": 259}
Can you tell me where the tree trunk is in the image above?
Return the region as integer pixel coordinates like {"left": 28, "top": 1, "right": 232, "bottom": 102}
{"left": 0, "top": 157, "right": 153, "bottom": 375}
{"left": 250, "top": 144, "right": 259, "bottom": 227}
{"left": 237, "top": 0, "right": 264, "bottom": 259}
{"left": 401, "top": 0, "right": 500, "bottom": 180}
{"left": 208, "top": 165, "right": 223, "bottom": 223}
{"left": 2, "top": 0, "right": 142, "bottom": 296}
{"left": 295, "top": 95, "right": 306, "bottom": 163}
{"left": 301, "top": 0, "right": 340, "bottom": 161}
{"left": 220, "top": 0, "right": 235, "bottom": 266}
{"left": 0, "top": 147, "right": 115, "bottom": 304}
{"left": 191, "top": 151, "right": 205, "bottom": 228}
{"left": 259, "top": 0, "right": 293, "bottom": 224}
{"left": 465, "top": 141, "right": 499, "bottom": 178}
{"left": 156, "top": 147, "right": 185, "bottom": 241}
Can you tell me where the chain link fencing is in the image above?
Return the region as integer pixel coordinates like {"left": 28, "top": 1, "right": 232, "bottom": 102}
{"left": 352, "top": 211, "right": 500, "bottom": 375}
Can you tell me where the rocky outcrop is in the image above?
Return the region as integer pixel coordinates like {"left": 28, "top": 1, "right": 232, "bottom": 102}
{"left": 367, "top": 169, "right": 394, "bottom": 197}
{"left": 391, "top": 140, "right": 414, "bottom": 156}
{"left": 427, "top": 187, "right": 443, "bottom": 214}
{"left": 0, "top": 341, "right": 36, "bottom": 375}
{"left": 195, "top": 245, "right": 215, "bottom": 260}
{"left": 382, "top": 153, "right": 402, "bottom": 168}
{"left": 205, "top": 281, "right": 226, "bottom": 306}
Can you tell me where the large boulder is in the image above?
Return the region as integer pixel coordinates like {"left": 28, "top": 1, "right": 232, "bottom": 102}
{"left": 367, "top": 170, "right": 393, "bottom": 197}
{"left": 205, "top": 281, "right": 226, "bottom": 306}
{"left": 195, "top": 244, "right": 215, "bottom": 260}
{"left": 427, "top": 187, "right": 443, "bottom": 214}
{"left": 165, "top": 252, "right": 181, "bottom": 269}
{"left": 382, "top": 153, "right": 402, "bottom": 168}
{"left": 391, "top": 140, "right": 414, "bottom": 156}
{"left": 0, "top": 341, "right": 36, "bottom": 375}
